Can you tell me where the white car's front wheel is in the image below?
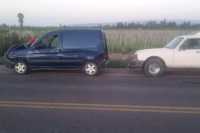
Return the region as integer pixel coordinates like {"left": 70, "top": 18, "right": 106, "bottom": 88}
{"left": 144, "top": 59, "right": 164, "bottom": 77}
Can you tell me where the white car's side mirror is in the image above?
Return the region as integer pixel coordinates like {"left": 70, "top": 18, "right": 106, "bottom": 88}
{"left": 179, "top": 46, "right": 186, "bottom": 51}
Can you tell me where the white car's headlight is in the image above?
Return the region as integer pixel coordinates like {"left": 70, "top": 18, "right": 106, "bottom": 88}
{"left": 130, "top": 52, "right": 138, "bottom": 61}
{"left": 133, "top": 52, "right": 138, "bottom": 60}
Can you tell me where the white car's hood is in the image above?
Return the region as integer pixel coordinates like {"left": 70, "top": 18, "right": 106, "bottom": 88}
{"left": 135, "top": 47, "right": 174, "bottom": 63}
{"left": 136, "top": 48, "right": 171, "bottom": 54}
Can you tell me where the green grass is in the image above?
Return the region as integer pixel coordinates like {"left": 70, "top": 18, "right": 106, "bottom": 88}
{"left": 105, "top": 29, "right": 197, "bottom": 53}
{"left": 0, "top": 30, "right": 33, "bottom": 56}
{"left": 107, "top": 41, "right": 163, "bottom": 53}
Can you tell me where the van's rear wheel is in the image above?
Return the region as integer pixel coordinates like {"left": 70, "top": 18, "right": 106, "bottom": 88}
{"left": 14, "top": 61, "right": 29, "bottom": 75}
{"left": 83, "top": 62, "right": 98, "bottom": 76}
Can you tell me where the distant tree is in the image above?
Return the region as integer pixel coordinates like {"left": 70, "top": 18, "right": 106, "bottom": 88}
{"left": 193, "top": 23, "right": 200, "bottom": 29}
{"left": 135, "top": 22, "right": 143, "bottom": 29}
{"left": 180, "top": 21, "right": 191, "bottom": 28}
{"left": 103, "top": 25, "right": 112, "bottom": 29}
{"left": 124, "top": 22, "right": 128, "bottom": 27}
{"left": 167, "top": 21, "right": 177, "bottom": 28}
{"left": 127, "top": 22, "right": 135, "bottom": 28}
{"left": 116, "top": 22, "right": 125, "bottom": 28}
{"left": 145, "top": 21, "right": 157, "bottom": 29}
{"left": 17, "top": 13, "right": 24, "bottom": 27}
{"left": 97, "top": 24, "right": 103, "bottom": 28}
{"left": 2, "top": 23, "right": 8, "bottom": 27}
{"left": 159, "top": 19, "right": 167, "bottom": 28}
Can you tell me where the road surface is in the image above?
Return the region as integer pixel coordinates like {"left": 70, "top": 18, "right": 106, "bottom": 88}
{"left": 0, "top": 68, "right": 200, "bottom": 133}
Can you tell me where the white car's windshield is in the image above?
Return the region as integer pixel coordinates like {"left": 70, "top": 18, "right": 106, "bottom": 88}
{"left": 165, "top": 37, "right": 184, "bottom": 49}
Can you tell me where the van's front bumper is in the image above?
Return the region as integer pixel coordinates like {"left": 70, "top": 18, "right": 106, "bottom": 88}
{"left": 3, "top": 44, "right": 18, "bottom": 69}
{"left": 3, "top": 54, "right": 15, "bottom": 69}
{"left": 4, "top": 55, "right": 15, "bottom": 69}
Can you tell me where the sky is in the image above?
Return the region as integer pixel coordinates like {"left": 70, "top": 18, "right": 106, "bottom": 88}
{"left": 0, "top": 0, "right": 199, "bottom": 26}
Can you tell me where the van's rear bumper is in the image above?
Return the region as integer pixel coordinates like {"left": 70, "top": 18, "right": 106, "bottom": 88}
{"left": 96, "top": 59, "right": 109, "bottom": 68}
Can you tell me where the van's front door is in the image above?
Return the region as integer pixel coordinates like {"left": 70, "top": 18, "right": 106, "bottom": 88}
{"left": 29, "top": 35, "right": 60, "bottom": 67}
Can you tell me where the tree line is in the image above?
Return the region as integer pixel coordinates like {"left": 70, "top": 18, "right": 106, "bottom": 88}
{"left": 1, "top": 15, "right": 200, "bottom": 29}
{"left": 59, "top": 19, "right": 200, "bottom": 29}
{"left": 99, "top": 19, "right": 200, "bottom": 29}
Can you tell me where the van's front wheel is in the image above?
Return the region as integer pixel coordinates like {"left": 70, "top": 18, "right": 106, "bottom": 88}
{"left": 83, "top": 62, "right": 98, "bottom": 76}
{"left": 14, "top": 61, "right": 29, "bottom": 75}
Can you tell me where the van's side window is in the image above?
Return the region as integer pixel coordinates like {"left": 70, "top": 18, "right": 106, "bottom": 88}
{"left": 36, "top": 35, "right": 58, "bottom": 49}
{"left": 62, "top": 33, "right": 100, "bottom": 49}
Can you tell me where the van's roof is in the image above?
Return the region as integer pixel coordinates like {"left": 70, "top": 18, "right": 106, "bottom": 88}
{"left": 47, "top": 29, "right": 103, "bottom": 34}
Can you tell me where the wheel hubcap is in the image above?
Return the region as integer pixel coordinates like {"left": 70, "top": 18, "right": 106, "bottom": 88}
{"left": 15, "top": 63, "right": 26, "bottom": 73}
{"left": 86, "top": 64, "right": 96, "bottom": 75}
{"left": 148, "top": 63, "right": 160, "bottom": 74}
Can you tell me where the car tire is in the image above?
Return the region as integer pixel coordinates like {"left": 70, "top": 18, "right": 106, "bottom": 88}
{"left": 14, "top": 60, "right": 29, "bottom": 75}
{"left": 83, "top": 62, "right": 98, "bottom": 76}
{"left": 144, "top": 59, "right": 164, "bottom": 77}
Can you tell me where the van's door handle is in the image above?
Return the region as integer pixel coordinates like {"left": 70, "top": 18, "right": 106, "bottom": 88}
{"left": 57, "top": 48, "right": 61, "bottom": 52}
{"left": 196, "top": 51, "right": 200, "bottom": 53}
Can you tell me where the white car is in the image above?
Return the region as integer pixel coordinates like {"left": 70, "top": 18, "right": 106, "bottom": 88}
{"left": 128, "top": 35, "right": 200, "bottom": 77}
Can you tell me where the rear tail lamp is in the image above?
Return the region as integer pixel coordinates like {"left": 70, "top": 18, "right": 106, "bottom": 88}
{"left": 101, "top": 53, "right": 106, "bottom": 60}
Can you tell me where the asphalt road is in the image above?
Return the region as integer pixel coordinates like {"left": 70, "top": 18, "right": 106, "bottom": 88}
{"left": 0, "top": 68, "right": 200, "bottom": 133}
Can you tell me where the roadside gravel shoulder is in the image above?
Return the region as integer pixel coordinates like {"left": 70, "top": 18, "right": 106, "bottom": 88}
{"left": 1, "top": 65, "right": 200, "bottom": 77}
{"left": 0, "top": 65, "right": 13, "bottom": 72}
{"left": 0, "top": 65, "right": 142, "bottom": 75}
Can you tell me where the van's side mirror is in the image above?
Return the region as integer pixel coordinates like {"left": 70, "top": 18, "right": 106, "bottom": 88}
{"left": 57, "top": 48, "right": 61, "bottom": 52}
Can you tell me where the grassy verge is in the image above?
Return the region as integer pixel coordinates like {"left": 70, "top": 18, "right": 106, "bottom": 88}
{"left": 0, "top": 31, "right": 33, "bottom": 56}
{"left": 1, "top": 28, "right": 198, "bottom": 55}
{"left": 1, "top": 29, "right": 197, "bottom": 67}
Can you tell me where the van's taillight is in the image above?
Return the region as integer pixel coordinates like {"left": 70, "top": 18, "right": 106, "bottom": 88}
{"left": 101, "top": 53, "right": 105, "bottom": 60}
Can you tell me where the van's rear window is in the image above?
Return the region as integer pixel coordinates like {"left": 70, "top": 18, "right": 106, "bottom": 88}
{"left": 62, "top": 33, "right": 101, "bottom": 49}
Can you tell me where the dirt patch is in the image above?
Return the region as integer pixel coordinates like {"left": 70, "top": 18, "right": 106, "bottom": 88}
{"left": 108, "top": 53, "right": 132, "bottom": 60}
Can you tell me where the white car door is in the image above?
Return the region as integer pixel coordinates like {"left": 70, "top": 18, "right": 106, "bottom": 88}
{"left": 173, "top": 39, "right": 200, "bottom": 68}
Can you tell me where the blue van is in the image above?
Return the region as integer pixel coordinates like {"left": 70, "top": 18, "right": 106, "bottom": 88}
{"left": 4, "top": 29, "right": 109, "bottom": 76}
